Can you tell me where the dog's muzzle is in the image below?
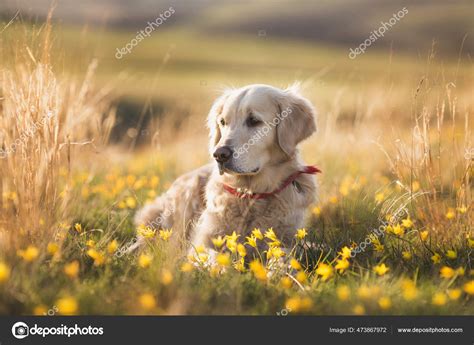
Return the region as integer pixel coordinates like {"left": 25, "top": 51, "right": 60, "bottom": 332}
{"left": 213, "top": 146, "right": 233, "bottom": 175}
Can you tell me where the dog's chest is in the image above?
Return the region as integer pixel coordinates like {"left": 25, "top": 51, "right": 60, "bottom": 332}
{"left": 215, "top": 191, "right": 303, "bottom": 232}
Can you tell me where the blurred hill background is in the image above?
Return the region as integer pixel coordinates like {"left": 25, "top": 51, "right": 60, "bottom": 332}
{"left": 1, "top": 0, "right": 472, "bottom": 151}
{"left": 1, "top": 0, "right": 473, "bottom": 55}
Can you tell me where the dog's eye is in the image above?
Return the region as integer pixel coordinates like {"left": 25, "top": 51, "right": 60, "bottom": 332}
{"left": 246, "top": 114, "right": 262, "bottom": 127}
{"left": 219, "top": 118, "right": 226, "bottom": 126}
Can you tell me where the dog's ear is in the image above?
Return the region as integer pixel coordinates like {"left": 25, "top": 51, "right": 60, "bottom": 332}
{"left": 207, "top": 92, "right": 229, "bottom": 150}
{"left": 276, "top": 85, "right": 317, "bottom": 157}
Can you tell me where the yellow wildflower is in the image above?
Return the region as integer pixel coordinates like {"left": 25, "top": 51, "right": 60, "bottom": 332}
{"left": 249, "top": 260, "right": 267, "bottom": 282}
{"left": 371, "top": 237, "right": 384, "bottom": 252}
{"left": 285, "top": 297, "right": 301, "bottom": 312}
{"left": 432, "top": 292, "right": 447, "bottom": 306}
{"left": 335, "top": 259, "right": 350, "bottom": 273}
{"left": 245, "top": 235, "right": 257, "bottom": 248}
{"left": 392, "top": 224, "right": 405, "bottom": 236}
{"left": 295, "top": 271, "right": 307, "bottom": 284}
{"left": 445, "top": 209, "right": 455, "bottom": 220}
{"left": 329, "top": 196, "right": 338, "bottom": 204}
{"left": 86, "top": 248, "right": 105, "bottom": 266}
{"left": 374, "top": 263, "right": 389, "bottom": 276}
{"left": 457, "top": 205, "right": 467, "bottom": 214}
{"left": 357, "top": 285, "right": 371, "bottom": 300}
{"left": 268, "top": 246, "right": 285, "bottom": 260}
{"left": 401, "top": 280, "right": 418, "bottom": 301}
{"left": 431, "top": 253, "right": 441, "bottom": 264}
{"left": 74, "top": 223, "right": 82, "bottom": 233}
{"left": 161, "top": 269, "right": 173, "bottom": 285}
{"left": 211, "top": 236, "right": 225, "bottom": 249}
{"left": 285, "top": 296, "right": 313, "bottom": 313}
{"left": 447, "top": 289, "right": 462, "bottom": 300}
{"left": 0, "top": 262, "right": 10, "bottom": 283}
{"left": 125, "top": 196, "right": 136, "bottom": 209}
{"left": 107, "top": 240, "right": 118, "bottom": 254}
{"left": 312, "top": 206, "right": 321, "bottom": 216}
{"left": 353, "top": 304, "right": 365, "bottom": 315}
{"left": 226, "top": 231, "right": 240, "bottom": 242}
{"left": 159, "top": 229, "right": 173, "bottom": 241}
{"left": 139, "top": 293, "right": 156, "bottom": 310}
{"left": 299, "top": 297, "right": 313, "bottom": 311}
{"left": 64, "top": 260, "right": 79, "bottom": 279}
{"left": 216, "top": 253, "right": 231, "bottom": 267}
{"left": 47, "top": 243, "right": 59, "bottom": 256}
{"left": 252, "top": 228, "right": 263, "bottom": 240}
{"left": 233, "top": 258, "right": 246, "bottom": 273}
{"left": 402, "top": 217, "right": 413, "bottom": 228}
{"left": 138, "top": 253, "right": 153, "bottom": 268}
{"left": 338, "top": 246, "right": 352, "bottom": 260}
{"left": 315, "top": 263, "right": 333, "bottom": 281}
{"left": 420, "top": 231, "right": 429, "bottom": 241}
{"left": 378, "top": 297, "right": 392, "bottom": 310}
{"left": 237, "top": 244, "right": 247, "bottom": 257}
{"left": 336, "top": 285, "right": 350, "bottom": 301}
{"left": 225, "top": 232, "right": 239, "bottom": 253}
{"left": 264, "top": 228, "right": 278, "bottom": 242}
{"left": 181, "top": 262, "right": 193, "bottom": 273}
{"left": 33, "top": 305, "right": 48, "bottom": 316}
{"left": 197, "top": 252, "right": 209, "bottom": 264}
{"left": 402, "top": 251, "right": 412, "bottom": 260}
{"left": 137, "top": 225, "right": 155, "bottom": 238}
{"left": 373, "top": 242, "right": 385, "bottom": 253}
{"left": 226, "top": 240, "right": 237, "bottom": 253}
{"left": 149, "top": 175, "right": 160, "bottom": 188}
{"left": 440, "top": 266, "right": 455, "bottom": 279}
{"left": 17, "top": 246, "right": 39, "bottom": 262}
{"left": 375, "top": 192, "right": 385, "bottom": 203}
{"left": 446, "top": 250, "right": 457, "bottom": 259}
{"left": 295, "top": 228, "right": 307, "bottom": 240}
{"left": 290, "top": 258, "right": 302, "bottom": 271}
{"left": 468, "top": 238, "right": 474, "bottom": 248}
{"left": 280, "top": 276, "right": 293, "bottom": 289}
{"left": 86, "top": 240, "right": 96, "bottom": 247}
{"left": 56, "top": 297, "right": 78, "bottom": 315}
{"left": 463, "top": 280, "right": 474, "bottom": 295}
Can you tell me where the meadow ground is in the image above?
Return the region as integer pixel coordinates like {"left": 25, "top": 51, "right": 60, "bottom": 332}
{"left": 0, "top": 21, "right": 472, "bottom": 315}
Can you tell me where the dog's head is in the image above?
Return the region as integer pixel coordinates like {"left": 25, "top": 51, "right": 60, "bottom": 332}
{"left": 207, "top": 84, "right": 317, "bottom": 175}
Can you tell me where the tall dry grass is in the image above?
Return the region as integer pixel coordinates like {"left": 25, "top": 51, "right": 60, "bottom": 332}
{"left": 0, "top": 16, "right": 115, "bottom": 255}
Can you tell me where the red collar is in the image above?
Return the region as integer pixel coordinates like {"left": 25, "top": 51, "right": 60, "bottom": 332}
{"left": 222, "top": 165, "right": 321, "bottom": 200}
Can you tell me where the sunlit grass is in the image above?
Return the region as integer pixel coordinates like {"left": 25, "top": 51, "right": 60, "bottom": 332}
{"left": 0, "top": 19, "right": 472, "bottom": 315}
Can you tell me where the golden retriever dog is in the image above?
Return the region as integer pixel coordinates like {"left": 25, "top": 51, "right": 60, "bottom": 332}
{"left": 133, "top": 84, "right": 320, "bottom": 255}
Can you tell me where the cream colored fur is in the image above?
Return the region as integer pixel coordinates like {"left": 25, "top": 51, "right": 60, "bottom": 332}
{"left": 134, "top": 84, "right": 318, "bottom": 253}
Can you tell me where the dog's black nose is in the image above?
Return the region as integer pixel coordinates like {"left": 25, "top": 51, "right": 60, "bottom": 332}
{"left": 213, "top": 146, "right": 233, "bottom": 163}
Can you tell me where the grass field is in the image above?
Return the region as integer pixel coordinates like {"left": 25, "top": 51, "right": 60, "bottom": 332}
{"left": 0, "top": 16, "right": 472, "bottom": 315}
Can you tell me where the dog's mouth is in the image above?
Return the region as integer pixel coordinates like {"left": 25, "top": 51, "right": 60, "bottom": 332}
{"left": 218, "top": 162, "right": 260, "bottom": 176}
